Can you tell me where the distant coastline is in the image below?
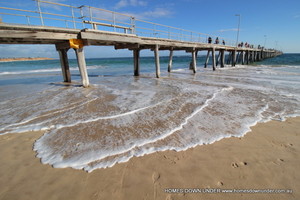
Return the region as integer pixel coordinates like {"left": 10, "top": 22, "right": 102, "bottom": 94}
{"left": 0, "top": 57, "right": 54, "bottom": 62}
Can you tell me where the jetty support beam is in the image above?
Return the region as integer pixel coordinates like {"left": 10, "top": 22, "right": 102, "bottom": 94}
{"left": 189, "top": 50, "right": 198, "bottom": 70}
{"left": 133, "top": 49, "right": 140, "bottom": 76}
{"left": 258, "top": 51, "right": 261, "bottom": 61}
{"left": 212, "top": 48, "right": 216, "bottom": 70}
{"left": 216, "top": 50, "right": 221, "bottom": 66}
{"left": 191, "top": 48, "right": 197, "bottom": 73}
{"left": 227, "top": 51, "right": 232, "bottom": 65}
{"left": 168, "top": 48, "right": 173, "bottom": 72}
{"left": 57, "top": 48, "right": 71, "bottom": 83}
{"left": 74, "top": 48, "right": 89, "bottom": 87}
{"left": 232, "top": 50, "right": 237, "bottom": 67}
{"left": 220, "top": 50, "right": 225, "bottom": 68}
{"left": 204, "top": 50, "right": 210, "bottom": 68}
{"left": 241, "top": 51, "right": 245, "bottom": 65}
{"left": 259, "top": 50, "right": 263, "bottom": 61}
{"left": 236, "top": 52, "right": 240, "bottom": 64}
{"left": 154, "top": 44, "right": 160, "bottom": 78}
{"left": 250, "top": 51, "right": 254, "bottom": 63}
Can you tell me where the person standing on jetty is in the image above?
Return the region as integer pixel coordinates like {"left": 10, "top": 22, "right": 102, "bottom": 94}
{"left": 215, "top": 37, "right": 219, "bottom": 44}
{"left": 208, "top": 37, "right": 212, "bottom": 44}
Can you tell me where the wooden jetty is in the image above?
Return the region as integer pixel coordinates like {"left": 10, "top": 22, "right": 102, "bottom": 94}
{"left": 0, "top": 1, "right": 282, "bottom": 87}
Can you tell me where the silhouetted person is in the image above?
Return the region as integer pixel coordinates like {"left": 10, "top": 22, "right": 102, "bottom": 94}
{"left": 215, "top": 37, "right": 219, "bottom": 44}
{"left": 222, "top": 40, "right": 225, "bottom": 45}
{"left": 208, "top": 37, "right": 212, "bottom": 44}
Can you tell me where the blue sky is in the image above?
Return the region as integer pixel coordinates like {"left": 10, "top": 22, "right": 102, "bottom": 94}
{"left": 0, "top": 0, "right": 299, "bottom": 58}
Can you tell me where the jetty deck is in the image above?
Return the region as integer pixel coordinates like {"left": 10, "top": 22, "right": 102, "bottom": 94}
{"left": 0, "top": 1, "right": 282, "bottom": 87}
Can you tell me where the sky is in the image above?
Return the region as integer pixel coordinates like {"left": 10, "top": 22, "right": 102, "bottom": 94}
{"left": 0, "top": 0, "right": 299, "bottom": 58}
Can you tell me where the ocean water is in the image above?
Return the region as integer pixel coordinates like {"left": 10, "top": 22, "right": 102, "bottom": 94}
{"left": 0, "top": 53, "right": 299, "bottom": 172}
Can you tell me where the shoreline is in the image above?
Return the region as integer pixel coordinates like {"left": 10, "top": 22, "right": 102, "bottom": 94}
{"left": 0, "top": 117, "right": 299, "bottom": 200}
{"left": 0, "top": 57, "right": 54, "bottom": 62}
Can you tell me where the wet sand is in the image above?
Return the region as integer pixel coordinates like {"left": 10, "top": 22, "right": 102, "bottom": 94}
{"left": 0, "top": 117, "right": 299, "bottom": 200}
{"left": 0, "top": 57, "right": 54, "bottom": 62}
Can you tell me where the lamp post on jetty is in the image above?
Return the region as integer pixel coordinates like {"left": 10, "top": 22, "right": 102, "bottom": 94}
{"left": 235, "top": 14, "right": 241, "bottom": 47}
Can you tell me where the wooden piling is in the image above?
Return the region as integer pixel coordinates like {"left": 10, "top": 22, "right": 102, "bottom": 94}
{"left": 154, "top": 44, "right": 160, "bottom": 78}
{"left": 239, "top": 51, "right": 243, "bottom": 64}
{"left": 260, "top": 51, "right": 262, "bottom": 60}
{"left": 133, "top": 49, "right": 140, "bottom": 76}
{"left": 260, "top": 50, "right": 263, "bottom": 61}
{"left": 227, "top": 51, "right": 232, "bottom": 64}
{"left": 236, "top": 52, "right": 241, "bottom": 64}
{"left": 241, "top": 51, "right": 245, "bottom": 65}
{"left": 212, "top": 48, "right": 216, "bottom": 70}
{"left": 216, "top": 50, "right": 221, "bottom": 66}
{"left": 191, "top": 48, "right": 197, "bottom": 73}
{"left": 220, "top": 50, "right": 225, "bottom": 68}
{"left": 58, "top": 49, "right": 71, "bottom": 83}
{"left": 232, "top": 50, "right": 236, "bottom": 66}
{"left": 189, "top": 50, "right": 198, "bottom": 70}
{"left": 204, "top": 50, "right": 210, "bottom": 68}
{"left": 250, "top": 51, "right": 254, "bottom": 63}
{"left": 74, "top": 48, "right": 89, "bottom": 87}
{"left": 237, "top": 51, "right": 242, "bottom": 64}
{"left": 168, "top": 48, "right": 173, "bottom": 72}
{"left": 258, "top": 51, "right": 261, "bottom": 61}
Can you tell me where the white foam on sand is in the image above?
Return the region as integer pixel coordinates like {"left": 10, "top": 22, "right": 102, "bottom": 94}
{"left": 1, "top": 64, "right": 300, "bottom": 172}
{"left": 33, "top": 85, "right": 232, "bottom": 169}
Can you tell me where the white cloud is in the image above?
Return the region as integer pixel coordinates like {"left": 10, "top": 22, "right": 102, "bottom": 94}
{"left": 124, "top": 7, "right": 173, "bottom": 20}
{"left": 217, "top": 28, "right": 239, "bottom": 32}
{"left": 130, "top": 0, "right": 147, "bottom": 7}
{"left": 142, "top": 8, "right": 172, "bottom": 18}
{"left": 114, "top": 0, "right": 128, "bottom": 9}
{"left": 114, "top": 0, "right": 147, "bottom": 9}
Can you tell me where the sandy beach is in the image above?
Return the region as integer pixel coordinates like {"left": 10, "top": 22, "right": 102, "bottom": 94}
{"left": 0, "top": 0, "right": 299, "bottom": 199}
{"left": 0, "top": 57, "right": 54, "bottom": 62}
{"left": 0, "top": 117, "right": 299, "bottom": 200}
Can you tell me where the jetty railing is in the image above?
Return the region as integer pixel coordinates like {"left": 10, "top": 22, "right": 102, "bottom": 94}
{"left": 0, "top": 0, "right": 237, "bottom": 46}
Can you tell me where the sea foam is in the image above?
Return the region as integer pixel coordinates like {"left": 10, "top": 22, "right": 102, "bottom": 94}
{"left": 0, "top": 64, "right": 299, "bottom": 172}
